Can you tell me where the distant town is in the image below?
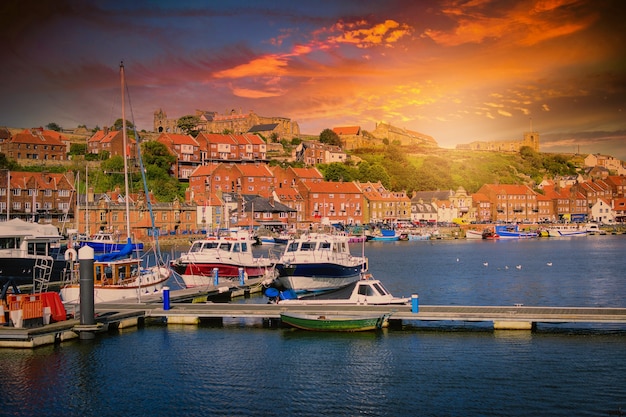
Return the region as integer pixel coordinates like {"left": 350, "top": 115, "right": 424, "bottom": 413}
{"left": 0, "top": 107, "right": 625, "bottom": 240}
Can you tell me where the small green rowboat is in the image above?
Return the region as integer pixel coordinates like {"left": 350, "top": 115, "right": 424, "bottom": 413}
{"left": 280, "top": 312, "right": 391, "bottom": 332}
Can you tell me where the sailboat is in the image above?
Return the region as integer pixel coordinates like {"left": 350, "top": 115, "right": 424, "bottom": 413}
{"left": 60, "top": 62, "right": 170, "bottom": 304}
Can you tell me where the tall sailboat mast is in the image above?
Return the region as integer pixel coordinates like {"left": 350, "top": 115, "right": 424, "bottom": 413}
{"left": 120, "top": 62, "right": 132, "bottom": 239}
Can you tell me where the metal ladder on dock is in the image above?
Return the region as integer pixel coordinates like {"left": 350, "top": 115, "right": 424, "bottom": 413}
{"left": 32, "top": 256, "right": 53, "bottom": 294}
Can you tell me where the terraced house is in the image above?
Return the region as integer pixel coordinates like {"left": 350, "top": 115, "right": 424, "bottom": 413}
{"left": 1, "top": 129, "right": 67, "bottom": 162}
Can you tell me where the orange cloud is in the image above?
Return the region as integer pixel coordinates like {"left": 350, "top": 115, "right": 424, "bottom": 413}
{"left": 213, "top": 55, "right": 289, "bottom": 79}
{"left": 424, "top": 0, "right": 597, "bottom": 47}
{"left": 328, "top": 19, "right": 412, "bottom": 48}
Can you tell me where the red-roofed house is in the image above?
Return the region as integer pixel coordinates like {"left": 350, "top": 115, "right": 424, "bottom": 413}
{"left": 358, "top": 181, "right": 411, "bottom": 224}
{"left": 0, "top": 170, "right": 75, "bottom": 227}
{"left": 332, "top": 126, "right": 363, "bottom": 150}
{"left": 156, "top": 133, "right": 201, "bottom": 180}
{"left": 297, "top": 180, "right": 364, "bottom": 226}
{"left": 1, "top": 129, "right": 67, "bottom": 161}
{"left": 605, "top": 175, "right": 626, "bottom": 197}
{"left": 195, "top": 132, "right": 266, "bottom": 162}
{"left": 87, "top": 127, "right": 136, "bottom": 159}
{"left": 476, "top": 184, "right": 540, "bottom": 223}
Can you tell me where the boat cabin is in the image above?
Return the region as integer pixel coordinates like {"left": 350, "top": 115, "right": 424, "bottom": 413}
{"left": 188, "top": 237, "right": 250, "bottom": 254}
{"left": 94, "top": 259, "right": 141, "bottom": 286}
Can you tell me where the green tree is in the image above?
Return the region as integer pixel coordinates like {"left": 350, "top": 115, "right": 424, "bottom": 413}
{"left": 69, "top": 143, "right": 87, "bottom": 155}
{"left": 176, "top": 115, "right": 201, "bottom": 136}
{"left": 112, "top": 119, "right": 134, "bottom": 131}
{"left": 319, "top": 129, "right": 342, "bottom": 147}
{"left": 0, "top": 153, "right": 19, "bottom": 170}
{"left": 318, "top": 163, "right": 356, "bottom": 182}
{"left": 46, "top": 122, "right": 62, "bottom": 131}
{"left": 140, "top": 140, "right": 176, "bottom": 171}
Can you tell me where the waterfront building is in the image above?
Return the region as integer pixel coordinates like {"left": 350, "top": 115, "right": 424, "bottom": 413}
{"left": 360, "top": 181, "right": 410, "bottom": 225}
{"left": 476, "top": 184, "right": 540, "bottom": 224}
{"left": 297, "top": 180, "right": 364, "bottom": 227}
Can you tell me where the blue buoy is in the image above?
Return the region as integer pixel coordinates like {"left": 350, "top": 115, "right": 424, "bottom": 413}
{"left": 411, "top": 293, "right": 419, "bottom": 313}
{"left": 163, "top": 286, "right": 170, "bottom": 310}
{"left": 213, "top": 268, "right": 219, "bottom": 286}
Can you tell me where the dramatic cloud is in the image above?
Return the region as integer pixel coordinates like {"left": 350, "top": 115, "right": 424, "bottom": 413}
{"left": 0, "top": 0, "right": 624, "bottom": 159}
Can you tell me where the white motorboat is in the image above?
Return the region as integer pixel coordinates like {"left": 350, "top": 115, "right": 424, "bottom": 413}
{"left": 266, "top": 273, "right": 409, "bottom": 305}
{"left": 272, "top": 233, "right": 368, "bottom": 294}
{"left": 170, "top": 230, "right": 275, "bottom": 288}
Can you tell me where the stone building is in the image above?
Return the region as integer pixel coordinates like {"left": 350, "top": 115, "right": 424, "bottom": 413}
{"left": 153, "top": 108, "right": 300, "bottom": 140}
{"left": 456, "top": 131, "right": 540, "bottom": 153}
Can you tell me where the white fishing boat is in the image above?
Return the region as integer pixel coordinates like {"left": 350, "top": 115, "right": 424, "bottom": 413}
{"left": 60, "top": 62, "right": 170, "bottom": 304}
{"left": 272, "top": 233, "right": 368, "bottom": 294}
{"left": 547, "top": 224, "right": 587, "bottom": 237}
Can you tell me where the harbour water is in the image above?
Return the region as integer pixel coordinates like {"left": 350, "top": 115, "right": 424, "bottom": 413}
{"left": 1, "top": 236, "right": 625, "bottom": 416}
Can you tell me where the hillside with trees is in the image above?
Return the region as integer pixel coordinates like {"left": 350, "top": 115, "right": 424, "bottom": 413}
{"left": 317, "top": 145, "right": 579, "bottom": 194}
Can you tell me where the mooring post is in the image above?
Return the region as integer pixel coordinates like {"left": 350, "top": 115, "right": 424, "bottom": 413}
{"left": 411, "top": 293, "right": 419, "bottom": 313}
{"left": 78, "top": 245, "right": 95, "bottom": 339}
{"left": 162, "top": 286, "right": 170, "bottom": 310}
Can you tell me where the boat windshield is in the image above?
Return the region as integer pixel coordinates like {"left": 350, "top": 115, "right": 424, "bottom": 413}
{"left": 372, "top": 282, "right": 389, "bottom": 296}
{"left": 0, "top": 237, "right": 18, "bottom": 249}
{"left": 300, "top": 242, "right": 316, "bottom": 251}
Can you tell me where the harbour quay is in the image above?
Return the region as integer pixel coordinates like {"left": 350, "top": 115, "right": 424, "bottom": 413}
{"left": 2, "top": 296, "right": 626, "bottom": 348}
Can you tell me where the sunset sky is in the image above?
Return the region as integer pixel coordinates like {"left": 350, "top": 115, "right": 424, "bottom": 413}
{"left": 1, "top": 0, "right": 625, "bottom": 159}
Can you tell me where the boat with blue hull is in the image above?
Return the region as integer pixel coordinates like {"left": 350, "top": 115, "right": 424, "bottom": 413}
{"left": 272, "top": 233, "right": 368, "bottom": 294}
{"left": 77, "top": 232, "right": 143, "bottom": 252}
{"left": 494, "top": 224, "right": 537, "bottom": 239}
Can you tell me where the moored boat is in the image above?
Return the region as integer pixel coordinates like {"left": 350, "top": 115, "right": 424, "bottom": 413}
{"left": 367, "top": 229, "right": 400, "bottom": 241}
{"left": 266, "top": 273, "right": 410, "bottom": 305}
{"left": 494, "top": 224, "right": 537, "bottom": 239}
{"left": 170, "top": 231, "right": 275, "bottom": 288}
{"left": 59, "top": 254, "right": 170, "bottom": 304}
{"left": 77, "top": 231, "right": 143, "bottom": 252}
{"left": 0, "top": 219, "right": 68, "bottom": 296}
{"left": 280, "top": 311, "right": 391, "bottom": 332}
{"left": 465, "top": 229, "right": 483, "bottom": 239}
{"left": 272, "top": 233, "right": 368, "bottom": 294}
{"left": 547, "top": 224, "right": 587, "bottom": 237}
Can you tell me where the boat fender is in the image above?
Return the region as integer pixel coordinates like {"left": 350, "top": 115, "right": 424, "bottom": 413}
{"left": 64, "top": 248, "right": 78, "bottom": 261}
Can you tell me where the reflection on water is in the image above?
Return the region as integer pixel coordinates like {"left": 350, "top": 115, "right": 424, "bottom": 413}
{"left": 1, "top": 236, "right": 624, "bottom": 417}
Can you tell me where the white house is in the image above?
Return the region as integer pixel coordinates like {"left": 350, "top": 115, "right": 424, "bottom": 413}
{"left": 590, "top": 198, "right": 616, "bottom": 224}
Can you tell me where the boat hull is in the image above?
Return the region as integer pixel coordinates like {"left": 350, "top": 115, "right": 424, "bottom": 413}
{"left": 60, "top": 266, "right": 170, "bottom": 304}
{"left": 280, "top": 312, "right": 389, "bottom": 332}
{"left": 0, "top": 257, "right": 67, "bottom": 288}
{"left": 274, "top": 262, "right": 365, "bottom": 293}
{"left": 547, "top": 229, "right": 587, "bottom": 237}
